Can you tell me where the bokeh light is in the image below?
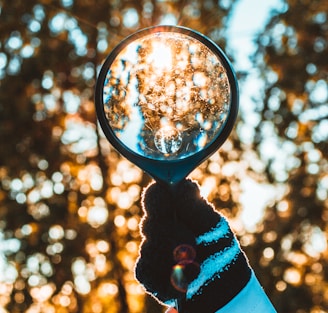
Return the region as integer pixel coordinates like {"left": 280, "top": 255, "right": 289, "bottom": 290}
{"left": 0, "top": 0, "right": 327, "bottom": 312}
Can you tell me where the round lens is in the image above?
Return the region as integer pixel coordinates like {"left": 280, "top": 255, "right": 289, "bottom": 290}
{"left": 101, "top": 29, "right": 231, "bottom": 160}
{"left": 95, "top": 26, "right": 238, "bottom": 185}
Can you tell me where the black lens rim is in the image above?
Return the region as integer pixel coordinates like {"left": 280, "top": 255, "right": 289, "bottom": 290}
{"left": 95, "top": 25, "right": 239, "bottom": 185}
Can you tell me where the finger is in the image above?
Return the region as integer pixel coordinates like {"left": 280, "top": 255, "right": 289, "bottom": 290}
{"left": 165, "top": 308, "right": 178, "bottom": 313}
{"left": 141, "top": 181, "right": 175, "bottom": 218}
{"left": 175, "top": 179, "right": 221, "bottom": 235}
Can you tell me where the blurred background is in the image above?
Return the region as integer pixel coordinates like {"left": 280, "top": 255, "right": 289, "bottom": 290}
{"left": 0, "top": 0, "right": 327, "bottom": 312}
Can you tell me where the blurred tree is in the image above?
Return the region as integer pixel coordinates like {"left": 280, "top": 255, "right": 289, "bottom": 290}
{"left": 246, "top": 1, "right": 328, "bottom": 312}
{"left": 0, "top": 1, "right": 237, "bottom": 312}
{"left": 1, "top": 0, "right": 327, "bottom": 312}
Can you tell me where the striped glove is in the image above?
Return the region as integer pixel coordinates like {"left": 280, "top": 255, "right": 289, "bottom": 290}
{"left": 135, "top": 179, "right": 251, "bottom": 313}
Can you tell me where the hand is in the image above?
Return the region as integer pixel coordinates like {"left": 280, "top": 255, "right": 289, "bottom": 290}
{"left": 165, "top": 308, "right": 178, "bottom": 313}
{"left": 135, "top": 179, "right": 251, "bottom": 313}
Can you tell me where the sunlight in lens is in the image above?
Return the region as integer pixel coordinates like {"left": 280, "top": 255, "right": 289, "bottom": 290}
{"left": 148, "top": 41, "right": 173, "bottom": 70}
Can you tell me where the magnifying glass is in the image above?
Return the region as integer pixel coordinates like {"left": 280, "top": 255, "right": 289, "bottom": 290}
{"left": 95, "top": 25, "right": 238, "bottom": 185}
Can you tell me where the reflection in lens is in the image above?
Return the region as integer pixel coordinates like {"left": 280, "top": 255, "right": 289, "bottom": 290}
{"left": 102, "top": 30, "right": 231, "bottom": 161}
{"left": 154, "top": 125, "right": 182, "bottom": 154}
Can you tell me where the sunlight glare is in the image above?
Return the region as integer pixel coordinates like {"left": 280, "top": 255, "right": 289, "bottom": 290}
{"left": 148, "top": 41, "right": 172, "bottom": 70}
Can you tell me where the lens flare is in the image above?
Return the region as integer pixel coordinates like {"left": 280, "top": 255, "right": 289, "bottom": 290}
{"left": 171, "top": 245, "right": 199, "bottom": 293}
{"left": 171, "top": 261, "right": 200, "bottom": 293}
{"left": 173, "top": 244, "right": 196, "bottom": 262}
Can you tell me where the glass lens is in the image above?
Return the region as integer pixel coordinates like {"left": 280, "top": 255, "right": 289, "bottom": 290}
{"left": 102, "top": 31, "right": 231, "bottom": 160}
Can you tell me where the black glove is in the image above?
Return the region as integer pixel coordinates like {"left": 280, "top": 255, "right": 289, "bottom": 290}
{"left": 135, "top": 179, "right": 251, "bottom": 313}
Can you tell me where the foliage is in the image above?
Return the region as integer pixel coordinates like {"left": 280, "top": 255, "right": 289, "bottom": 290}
{"left": 0, "top": 1, "right": 234, "bottom": 312}
{"left": 248, "top": 1, "right": 328, "bottom": 312}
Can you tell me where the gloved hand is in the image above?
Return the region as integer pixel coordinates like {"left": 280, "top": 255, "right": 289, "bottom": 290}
{"left": 135, "top": 179, "right": 251, "bottom": 313}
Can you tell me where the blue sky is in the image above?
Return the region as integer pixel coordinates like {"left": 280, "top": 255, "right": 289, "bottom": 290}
{"left": 225, "top": 0, "right": 286, "bottom": 230}
{"left": 227, "top": 0, "right": 286, "bottom": 71}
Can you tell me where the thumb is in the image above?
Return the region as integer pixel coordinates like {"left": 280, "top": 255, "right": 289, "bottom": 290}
{"left": 165, "top": 308, "right": 178, "bottom": 313}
